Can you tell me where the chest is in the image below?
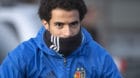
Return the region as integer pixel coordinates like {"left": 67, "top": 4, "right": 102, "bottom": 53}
{"left": 26, "top": 55, "right": 102, "bottom": 78}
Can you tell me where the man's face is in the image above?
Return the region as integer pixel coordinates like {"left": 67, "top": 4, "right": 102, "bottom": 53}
{"left": 42, "top": 8, "right": 81, "bottom": 38}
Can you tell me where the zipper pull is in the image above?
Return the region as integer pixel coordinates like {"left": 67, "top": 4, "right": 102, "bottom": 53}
{"left": 64, "top": 58, "right": 67, "bottom": 66}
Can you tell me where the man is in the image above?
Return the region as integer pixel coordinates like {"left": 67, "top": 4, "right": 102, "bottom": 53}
{"left": 0, "top": 0, "right": 122, "bottom": 78}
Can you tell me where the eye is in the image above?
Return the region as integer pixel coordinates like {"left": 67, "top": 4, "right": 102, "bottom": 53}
{"left": 69, "top": 21, "right": 79, "bottom": 28}
{"left": 55, "top": 22, "right": 64, "bottom": 29}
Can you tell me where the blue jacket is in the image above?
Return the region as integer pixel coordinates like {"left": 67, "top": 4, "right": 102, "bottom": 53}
{"left": 0, "top": 26, "right": 122, "bottom": 78}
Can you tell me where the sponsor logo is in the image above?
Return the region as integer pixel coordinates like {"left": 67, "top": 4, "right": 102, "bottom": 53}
{"left": 74, "top": 67, "right": 86, "bottom": 78}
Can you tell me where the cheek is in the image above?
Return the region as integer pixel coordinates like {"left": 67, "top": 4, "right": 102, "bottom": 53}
{"left": 75, "top": 26, "right": 81, "bottom": 32}
{"left": 50, "top": 29, "right": 61, "bottom": 36}
{"left": 72, "top": 27, "right": 80, "bottom": 35}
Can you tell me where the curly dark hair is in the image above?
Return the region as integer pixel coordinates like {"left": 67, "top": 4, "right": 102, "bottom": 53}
{"left": 38, "top": 0, "right": 87, "bottom": 22}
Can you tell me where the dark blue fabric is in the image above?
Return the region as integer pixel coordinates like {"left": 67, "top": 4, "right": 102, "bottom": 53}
{"left": 0, "top": 26, "right": 122, "bottom": 78}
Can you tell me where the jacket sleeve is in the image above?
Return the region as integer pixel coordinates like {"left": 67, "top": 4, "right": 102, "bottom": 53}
{"left": 0, "top": 53, "right": 24, "bottom": 78}
{"left": 102, "top": 54, "right": 123, "bottom": 78}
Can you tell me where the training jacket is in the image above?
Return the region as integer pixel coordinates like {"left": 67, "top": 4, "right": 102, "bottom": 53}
{"left": 0, "top": 26, "right": 122, "bottom": 78}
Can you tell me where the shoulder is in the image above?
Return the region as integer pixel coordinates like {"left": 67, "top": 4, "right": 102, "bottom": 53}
{"left": 5, "top": 38, "right": 38, "bottom": 68}
{"left": 80, "top": 28, "right": 121, "bottom": 77}
{"left": 81, "top": 29, "right": 111, "bottom": 63}
{"left": 0, "top": 38, "right": 39, "bottom": 77}
{"left": 86, "top": 40, "right": 117, "bottom": 70}
{"left": 11, "top": 38, "right": 37, "bottom": 58}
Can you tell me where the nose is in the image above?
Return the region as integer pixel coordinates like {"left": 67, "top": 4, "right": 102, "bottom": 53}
{"left": 63, "top": 26, "right": 73, "bottom": 38}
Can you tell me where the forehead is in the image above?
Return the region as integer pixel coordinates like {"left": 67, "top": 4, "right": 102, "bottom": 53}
{"left": 50, "top": 8, "right": 80, "bottom": 22}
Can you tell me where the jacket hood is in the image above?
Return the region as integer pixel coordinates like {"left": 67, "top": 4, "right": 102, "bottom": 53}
{"left": 34, "top": 26, "right": 94, "bottom": 57}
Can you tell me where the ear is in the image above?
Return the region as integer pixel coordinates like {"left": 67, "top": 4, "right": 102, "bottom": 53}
{"left": 42, "top": 19, "right": 49, "bottom": 30}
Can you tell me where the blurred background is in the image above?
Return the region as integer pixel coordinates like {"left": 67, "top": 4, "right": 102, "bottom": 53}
{"left": 0, "top": 0, "right": 140, "bottom": 78}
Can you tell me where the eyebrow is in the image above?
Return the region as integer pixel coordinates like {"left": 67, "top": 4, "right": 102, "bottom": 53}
{"left": 69, "top": 21, "right": 79, "bottom": 25}
{"left": 54, "top": 22, "right": 64, "bottom": 24}
{"left": 54, "top": 20, "right": 79, "bottom": 25}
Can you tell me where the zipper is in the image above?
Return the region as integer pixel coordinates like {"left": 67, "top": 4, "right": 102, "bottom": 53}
{"left": 64, "top": 58, "right": 67, "bottom": 66}
{"left": 63, "top": 58, "right": 67, "bottom": 78}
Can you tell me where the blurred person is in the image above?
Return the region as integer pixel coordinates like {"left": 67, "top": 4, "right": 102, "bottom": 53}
{"left": 0, "top": 0, "right": 122, "bottom": 78}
